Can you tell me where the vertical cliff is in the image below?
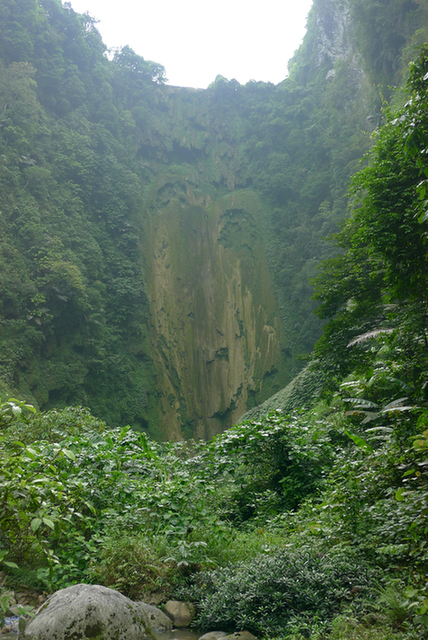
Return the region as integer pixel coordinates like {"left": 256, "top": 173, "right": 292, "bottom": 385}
{"left": 145, "top": 185, "right": 284, "bottom": 440}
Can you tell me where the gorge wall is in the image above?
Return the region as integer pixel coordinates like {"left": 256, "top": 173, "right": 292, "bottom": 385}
{"left": 1, "top": 0, "right": 427, "bottom": 439}
{"left": 145, "top": 188, "right": 283, "bottom": 439}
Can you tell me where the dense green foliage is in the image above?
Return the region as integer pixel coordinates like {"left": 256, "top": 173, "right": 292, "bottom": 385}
{"left": 180, "top": 548, "right": 381, "bottom": 635}
{"left": 1, "top": 391, "right": 427, "bottom": 638}
{"left": 313, "top": 43, "right": 428, "bottom": 402}
{"left": 0, "top": 0, "right": 163, "bottom": 432}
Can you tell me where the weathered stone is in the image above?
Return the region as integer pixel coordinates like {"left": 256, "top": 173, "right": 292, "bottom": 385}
{"left": 16, "top": 591, "right": 41, "bottom": 607}
{"left": 2, "top": 591, "right": 15, "bottom": 606}
{"left": 198, "top": 633, "right": 228, "bottom": 640}
{"left": 224, "top": 633, "right": 257, "bottom": 640}
{"left": 163, "top": 600, "right": 195, "bottom": 628}
{"left": 134, "top": 603, "right": 172, "bottom": 633}
{"left": 23, "top": 584, "right": 155, "bottom": 640}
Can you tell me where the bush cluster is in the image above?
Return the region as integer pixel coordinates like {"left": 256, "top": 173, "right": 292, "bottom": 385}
{"left": 180, "top": 547, "right": 382, "bottom": 635}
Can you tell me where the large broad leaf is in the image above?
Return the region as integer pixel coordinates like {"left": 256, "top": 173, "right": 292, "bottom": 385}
{"left": 395, "top": 487, "right": 406, "bottom": 502}
{"left": 30, "top": 517, "right": 42, "bottom": 532}
{"left": 347, "top": 328, "right": 394, "bottom": 347}
{"left": 42, "top": 518, "right": 55, "bottom": 530}
{"left": 343, "top": 397, "right": 379, "bottom": 409}
{"left": 344, "top": 429, "right": 374, "bottom": 453}
{"left": 381, "top": 397, "right": 414, "bottom": 413}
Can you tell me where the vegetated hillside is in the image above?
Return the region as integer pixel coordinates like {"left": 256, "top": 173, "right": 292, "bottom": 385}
{"left": 1, "top": 0, "right": 428, "bottom": 439}
{"left": 2, "top": 39, "right": 428, "bottom": 639}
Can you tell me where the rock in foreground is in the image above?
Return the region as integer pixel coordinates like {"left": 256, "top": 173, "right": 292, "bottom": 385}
{"left": 134, "top": 602, "right": 173, "bottom": 633}
{"left": 200, "top": 633, "right": 257, "bottom": 640}
{"left": 163, "top": 601, "right": 195, "bottom": 628}
{"left": 23, "top": 584, "right": 155, "bottom": 640}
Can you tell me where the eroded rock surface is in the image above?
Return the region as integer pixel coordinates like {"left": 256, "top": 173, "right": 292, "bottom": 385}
{"left": 23, "top": 584, "right": 155, "bottom": 640}
{"left": 199, "top": 632, "right": 257, "bottom": 640}
{"left": 134, "top": 602, "right": 173, "bottom": 633}
{"left": 163, "top": 601, "right": 195, "bottom": 628}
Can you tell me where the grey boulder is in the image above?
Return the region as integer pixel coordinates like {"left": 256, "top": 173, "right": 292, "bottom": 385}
{"left": 23, "top": 584, "right": 156, "bottom": 640}
{"left": 134, "top": 603, "right": 173, "bottom": 633}
{"left": 200, "top": 633, "right": 257, "bottom": 640}
{"left": 225, "top": 633, "right": 257, "bottom": 640}
{"left": 163, "top": 601, "right": 195, "bottom": 628}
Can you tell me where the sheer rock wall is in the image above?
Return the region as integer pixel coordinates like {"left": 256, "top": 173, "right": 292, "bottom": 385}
{"left": 145, "top": 188, "right": 283, "bottom": 440}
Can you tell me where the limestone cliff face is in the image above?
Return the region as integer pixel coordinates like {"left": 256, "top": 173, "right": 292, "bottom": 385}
{"left": 310, "top": 0, "right": 368, "bottom": 90}
{"left": 314, "top": 0, "right": 354, "bottom": 69}
{"left": 144, "top": 185, "right": 283, "bottom": 440}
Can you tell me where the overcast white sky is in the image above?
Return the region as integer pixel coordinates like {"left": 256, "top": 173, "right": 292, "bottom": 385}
{"left": 67, "top": 0, "right": 313, "bottom": 88}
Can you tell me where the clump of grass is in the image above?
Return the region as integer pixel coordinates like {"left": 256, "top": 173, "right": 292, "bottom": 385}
{"left": 191, "top": 527, "right": 287, "bottom": 567}
{"left": 329, "top": 614, "right": 414, "bottom": 640}
{"left": 375, "top": 585, "right": 412, "bottom": 629}
{"left": 88, "top": 534, "right": 174, "bottom": 601}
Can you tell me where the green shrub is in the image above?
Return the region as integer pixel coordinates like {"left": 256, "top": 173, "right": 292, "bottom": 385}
{"left": 193, "top": 409, "right": 338, "bottom": 525}
{"left": 180, "top": 547, "right": 382, "bottom": 635}
{"left": 2, "top": 405, "right": 107, "bottom": 444}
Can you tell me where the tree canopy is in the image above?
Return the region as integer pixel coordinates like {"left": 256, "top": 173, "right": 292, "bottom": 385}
{"left": 313, "top": 44, "right": 428, "bottom": 401}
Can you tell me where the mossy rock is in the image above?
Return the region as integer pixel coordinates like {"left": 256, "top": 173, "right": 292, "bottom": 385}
{"left": 23, "top": 584, "right": 156, "bottom": 640}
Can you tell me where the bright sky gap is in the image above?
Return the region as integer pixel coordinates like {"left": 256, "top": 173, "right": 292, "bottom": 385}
{"left": 68, "top": 0, "right": 313, "bottom": 88}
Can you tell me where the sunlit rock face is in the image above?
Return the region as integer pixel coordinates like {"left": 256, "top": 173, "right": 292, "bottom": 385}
{"left": 310, "top": 0, "right": 365, "bottom": 90}
{"left": 145, "top": 186, "right": 284, "bottom": 440}
{"left": 315, "top": 0, "right": 354, "bottom": 69}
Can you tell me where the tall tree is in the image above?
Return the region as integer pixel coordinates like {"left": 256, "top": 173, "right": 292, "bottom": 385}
{"left": 313, "top": 44, "right": 428, "bottom": 399}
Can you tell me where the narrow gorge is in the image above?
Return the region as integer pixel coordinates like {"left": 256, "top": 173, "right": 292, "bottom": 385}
{"left": 0, "top": 0, "right": 427, "bottom": 439}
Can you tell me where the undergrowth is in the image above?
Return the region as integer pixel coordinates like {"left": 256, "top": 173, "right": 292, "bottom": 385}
{"left": 1, "top": 396, "right": 427, "bottom": 639}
